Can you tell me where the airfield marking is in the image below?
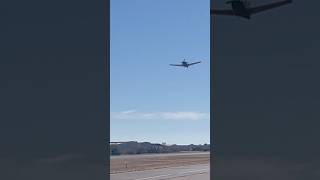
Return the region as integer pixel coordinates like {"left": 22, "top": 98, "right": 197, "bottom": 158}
{"left": 131, "top": 168, "right": 209, "bottom": 180}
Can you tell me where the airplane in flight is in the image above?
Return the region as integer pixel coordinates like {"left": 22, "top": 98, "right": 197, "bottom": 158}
{"left": 211, "top": 0, "right": 292, "bottom": 19}
{"left": 170, "top": 59, "right": 201, "bottom": 68}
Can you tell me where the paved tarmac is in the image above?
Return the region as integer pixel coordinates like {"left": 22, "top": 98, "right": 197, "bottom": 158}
{"left": 110, "top": 163, "right": 209, "bottom": 180}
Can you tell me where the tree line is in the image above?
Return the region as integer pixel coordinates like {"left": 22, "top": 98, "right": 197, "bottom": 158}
{"left": 110, "top": 141, "right": 210, "bottom": 155}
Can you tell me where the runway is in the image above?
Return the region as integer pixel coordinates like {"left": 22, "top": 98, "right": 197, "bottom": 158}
{"left": 110, "top": 163, "right": 209, "bottom": 180}
{"left": 110, "top": 152, "right": 209, "bottom": 180}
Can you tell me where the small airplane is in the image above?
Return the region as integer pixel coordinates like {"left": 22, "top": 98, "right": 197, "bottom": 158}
{"left": 211, "top": 0, "right": 292, "bottom": 19}
{"left": 170, "top": 59, "right": 201, "bottom": 68}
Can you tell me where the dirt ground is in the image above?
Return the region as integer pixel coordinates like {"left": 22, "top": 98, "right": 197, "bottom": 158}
{"left": 110, "top": 152, "right": 210, "bottom": 174}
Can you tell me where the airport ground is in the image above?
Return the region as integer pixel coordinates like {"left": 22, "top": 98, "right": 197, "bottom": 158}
{"left": 110, "top": 152, "right": 210, "bottom": 180}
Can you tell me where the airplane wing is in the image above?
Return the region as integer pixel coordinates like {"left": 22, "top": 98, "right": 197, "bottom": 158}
{"left": 248, "top": 0, "right": 292, "bottom": 14}
{"left": 211, "top": 9, "right": 234, "bottom": 16}
{"left": 170, "top": 64, "right": 184, "bottom": 66}
{"left": 188, "top": 61, "right": 201, "bottom": 66}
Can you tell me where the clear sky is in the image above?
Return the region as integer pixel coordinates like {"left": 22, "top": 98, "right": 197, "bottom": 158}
{"left": 110, "top": 0, "right": 210, "bottom": 145}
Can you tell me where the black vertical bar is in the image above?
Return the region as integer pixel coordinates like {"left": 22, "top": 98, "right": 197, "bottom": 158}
{"left": 210, "top": 0, "right": 215, "bottom": 179}
{"left": 106, "top": 0, "right": 110, "bottom": 179}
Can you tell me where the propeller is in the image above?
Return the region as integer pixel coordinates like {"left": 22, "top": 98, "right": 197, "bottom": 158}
{"left": 226, "top": 0, "right": 236, "bottom": 4}
{"left": 226, "top": 0, "right": 242, "bottom": 4}
{"left": 244, "top": 0, "right": 251, "bottom": 8}
{"left": 226, "top": 0, "right": 251, "bottom": 7}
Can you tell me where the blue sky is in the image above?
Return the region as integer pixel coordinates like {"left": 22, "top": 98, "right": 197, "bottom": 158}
{"left": 110, "top": 0, "right": 210, "bottom": 145}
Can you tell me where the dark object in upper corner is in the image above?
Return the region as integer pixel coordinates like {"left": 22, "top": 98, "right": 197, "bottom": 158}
{"left": 211, "top": 0, "right": 292, "bottom": 19}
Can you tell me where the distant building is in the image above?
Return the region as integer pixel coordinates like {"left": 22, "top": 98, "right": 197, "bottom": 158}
{"left": 110, "top": 141, "right": 134, "bottom": 145}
